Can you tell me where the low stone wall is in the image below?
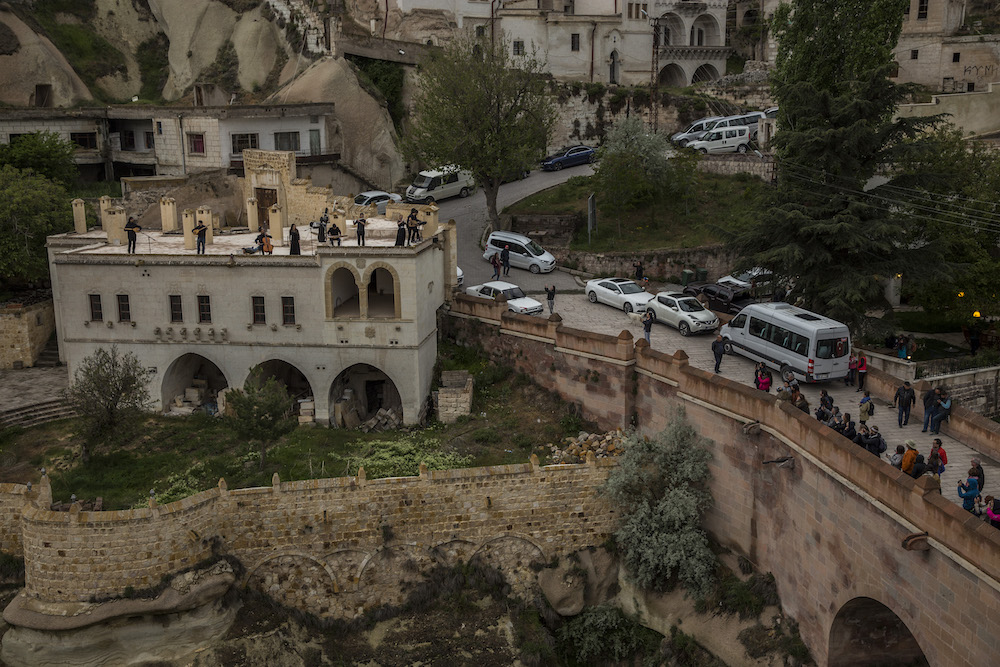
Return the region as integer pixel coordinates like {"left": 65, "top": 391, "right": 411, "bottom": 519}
{"left": 506, "top": 213, "right": 580, "bottom": 248}
{"left": 697, "top": 154, "right": 776, "bottom": 182}
{"left": 558, "top": 244, "right": 735, "bottom": 282}
{"left": 0, "top": 300, "right": 55, "bottom": 369}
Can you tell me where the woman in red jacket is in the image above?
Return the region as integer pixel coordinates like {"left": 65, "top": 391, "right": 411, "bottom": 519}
{"left": 856, "top": 353, "right": 868, "bottom": 392}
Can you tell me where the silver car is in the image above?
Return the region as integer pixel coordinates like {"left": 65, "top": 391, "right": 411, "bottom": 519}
{"left": 645, "top": 292, "right": 719, "bottom": 336}
{"left": 671, "top": 116, "right": 722, "bottom": 147}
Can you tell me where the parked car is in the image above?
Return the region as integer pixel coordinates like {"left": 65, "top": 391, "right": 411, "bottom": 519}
{"left": 764, "top": 106, "right": 779, "bottom": 119}
{"left": 645, "top": 292, "right": 719, "bottom": 336}
{"left": 456, "top": 265, "right": 464, "bottom": 287}
{"left": 682, "top": 282, "right": 756, "bottom": 315}
{"left": 718, "top": 267, "right": 774, "bottom": 293}
{"left": 541, "top": 145, "right": 596, "bottom": 171}
{"left": 405, "top": 166, "right": 476, "bottom": 203}
{"left": 686, "top": 126, "right": 752, "bottom": 154}
{"left": 585, "top": 278, "right": 655, "bottom": 313}
{"left": 482, "top": 231, "right": 556, "bottom": 274}
{"left": 465, "top": 281, "right": 544, "bottom": 315}
{"left": 705, "top": 111, "right": 767, "bottom": 141}
{"left": 671, "top": 116, "right": 723, "bottom": 147}
{"left": 354, "top": 190, "right": 402, "bottom": 215}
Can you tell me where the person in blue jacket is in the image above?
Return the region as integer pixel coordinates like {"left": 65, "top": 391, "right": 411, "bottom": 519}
{"left": 959, "top": 471, "right": 981, "bottom": 513}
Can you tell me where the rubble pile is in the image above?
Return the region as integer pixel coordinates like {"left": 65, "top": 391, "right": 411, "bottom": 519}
{"left": 360, "top": 407, "right": 402, "bottom": 432}
{"left": 549, "top": 429, "right": 627, "bottom": 463}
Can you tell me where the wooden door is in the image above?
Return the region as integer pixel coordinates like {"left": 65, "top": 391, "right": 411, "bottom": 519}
{"left": 255, "top": 187, "right": 277, "bottom": 228}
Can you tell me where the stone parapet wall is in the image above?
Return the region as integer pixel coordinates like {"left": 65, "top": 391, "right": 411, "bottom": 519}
{"left": 506, "top": 213, "right": 580, "bottom": 248}
{"left": 0, "top": 300, "right": 55, "bottom": 369}
{"left": 558, "top": 244, "right": 736, "bottom": 283}
{"left": 0, "top": 483, "right": 26, "bottom": 555}
{"left": 697, "top": 154, "right": 776, "bottom": 182}
{"left": 9, "top": 457, "right": 616, "bottom": 609}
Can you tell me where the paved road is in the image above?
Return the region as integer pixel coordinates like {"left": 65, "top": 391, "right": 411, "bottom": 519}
{"left": 439, "top": 165, "right": 594, "bottom": 293}
{"left": 552, "top": 292, "right": 999, "bottom": 510}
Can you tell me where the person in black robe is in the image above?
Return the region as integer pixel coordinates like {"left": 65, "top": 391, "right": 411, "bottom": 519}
{"left": 289, "top": 224, "right": 301, "bottom": 255}
{"left": 394, "top": 216, "right": 407, "bottom": 247}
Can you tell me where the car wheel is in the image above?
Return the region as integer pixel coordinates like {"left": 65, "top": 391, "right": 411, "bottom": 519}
{"left": 723, "top": 341, "right": 733, "bottom": 354}
{"left": 679, "top": 322, "right": 691, "bottom": 337}
{"left": 588, "top": 154, "right": 595, "bottom": 163}
{"left": 737, "top": 144, "right": 749, "bottom": 154}
{"left": 699, "top": 148, "right": 708, "bottom": 154}
{"left": 588, "top": 291, "right": 598, "bottom": 303}
{"left": 529, "top": 263, "right": 541, "bottom": 274}
{"left": 553, "top": 162, "right": 563, "bottom": 171}
{"left": 425, "top": 197, "right": 435, "bottom": 204}
{"left": 780, "top": 364, "right": 794, "bottom": 382}
{"left": 459, "top": 187, "right": 469, "bottom": 198}
{"left": 623, "top": 303, "right": 633, "bottom": 314}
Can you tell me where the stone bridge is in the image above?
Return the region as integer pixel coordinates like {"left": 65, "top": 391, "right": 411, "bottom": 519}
{"left": 444, "top": 297, "right": 1000, "bottom": 667}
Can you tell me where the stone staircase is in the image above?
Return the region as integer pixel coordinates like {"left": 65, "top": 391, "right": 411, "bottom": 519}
{"left": 34, "top": 338, "right": 61, "bottom": 368}
{"left": 0, "top": 398, "right": 77, "bottom": 429}
{"left": 268, "top": 0, "right": 328, "bottom": 54}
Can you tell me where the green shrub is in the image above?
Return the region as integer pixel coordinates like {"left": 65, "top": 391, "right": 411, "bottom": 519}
{"left": 557, "top": 605, "right": 661, "bottom": 665}
{"left": 472, "top": 427, "right": 500, "bottom": 444}
{"left": 346, "top": 433, "right": 472, "bottom": 479}
{"left": 602, "top": 409, "right": 716, "bottom": 597}
{"left": 137, "top": 34, "right": 170, "bottom": 102}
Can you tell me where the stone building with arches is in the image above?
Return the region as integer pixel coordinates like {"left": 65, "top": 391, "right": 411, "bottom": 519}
{"left": 47, "top": 152, "right": 458, "bottom": 427}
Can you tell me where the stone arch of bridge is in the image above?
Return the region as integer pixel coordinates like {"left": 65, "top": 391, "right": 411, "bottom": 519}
{"left": 828, "top": 596, "right": 928, "bottom": 667}
{"left": 243, "top": 550, "right": 341, "bottom": 593}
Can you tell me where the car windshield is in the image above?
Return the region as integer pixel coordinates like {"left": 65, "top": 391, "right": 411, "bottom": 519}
{"left": 411, "top": 175, "right": 433, "bottom": 188}
{"left": 502, "top": 287, "right": 526, "bottom": 300}
{"left": 619, "top": 282, "right": 644, "bottom": 295}
{"left": 354, "top": 194, "right": 369, "bottom": 204}
{"left": 526, "top": 240, "right": 545, "bottom": 256}
{"left": 678, "top": 298, "right": 704, "bottom": 312}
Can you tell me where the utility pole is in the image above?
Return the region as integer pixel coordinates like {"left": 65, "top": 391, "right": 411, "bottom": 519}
{"left": 650, "top": 16, "right": 660, "bottom": 133}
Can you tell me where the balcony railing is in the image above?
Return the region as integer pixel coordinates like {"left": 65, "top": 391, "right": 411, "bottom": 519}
{"left": 658, "top": 45, "right": 732, "bottom": 60}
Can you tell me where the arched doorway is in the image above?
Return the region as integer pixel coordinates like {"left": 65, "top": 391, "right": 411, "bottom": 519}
{"left": 329, "top": 364, "right": 402, "bottom": 427}
{"left": 249, "top": 359, "right": 314, "bottom": 407}
{"left": 692, "top": 63, "right": 721, "bottom": 84}
{"left": 366, "top": 266, "right": 397, "bottom": 318}
{"left": 161, "top": 353, "right": 229, "bottom": 414}
{"left": 828, "top": 597, "right": 928, "bottom": 667}
{"left": 657, "top": 13, "right": 685, "bottom": 46}
{"left": 658, "top": 63, "right": 687, "bottom": 87}
{"left": 330, "top": 266, "right": 360, "bottom": 317}
{"left": 690, "top": 14, "right": 722, "bottom": 46}
{"left": 609, "top": 50, "right": 620, "bottom": 84}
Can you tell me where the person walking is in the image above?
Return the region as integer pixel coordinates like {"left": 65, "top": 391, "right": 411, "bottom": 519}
{"left": 858, "top": 391, "right": 874, "bottom": 427}
{"left": 929, "top": 390, "right": 951, "bottom": 434}
{"left": 856, "top": 353, "right": 868, "bottom": 392}
{"left": 192, "top": 220, "right": 208, "bottom": 255}
{"left": 490, "top": 252, "right": 501, "bottom": 280}
{"left": 545, "top": 285, "right": 556, "bottom": 315}
{"left": 289, "top": 224, "right": 301, "bottom": 255}
{"left": 500, "top": 245, "right": 511, "bottom": 276}
{"left": 124, "top": 216, "right": 141, "bottom": 254}
{"left": 642, "top": 310, "right": 654, "bottom": 344}
{"left": 921, "top": 387, "right": 940, "bottom": 433}
{"left": 893, "top": 380, "right": 916, "bottom": 428}
{"left": 633, "top": 260, "right": 644, "bottom": 282}
{"left": 355, "top": 216, "right": 366, "bottom": 246}
{"left": 711, "top": 335, "right": 725, "bottom": 374}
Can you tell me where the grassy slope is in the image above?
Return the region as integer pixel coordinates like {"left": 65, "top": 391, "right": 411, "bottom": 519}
{"left": 0, "top": 343, "right": 591, "bottom": 509}
{"left": 504, "top": 173, "right": 768, "bottom": 253}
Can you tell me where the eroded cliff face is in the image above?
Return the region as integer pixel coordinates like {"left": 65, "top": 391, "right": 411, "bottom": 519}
{"left": 0, "top": 10, "right": 92, "bottom": 107}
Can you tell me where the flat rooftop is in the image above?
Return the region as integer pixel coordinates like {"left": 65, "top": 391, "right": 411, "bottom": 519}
{"left": 62, "top": 217, "right": 413, "bottom": 257}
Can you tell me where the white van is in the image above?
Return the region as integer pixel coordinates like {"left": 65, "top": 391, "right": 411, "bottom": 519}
{"left": 687, "top": 126, "right": 752, "bottom": 154}
{"left": 482, "top": 231, "right": 556, "bottom": 274}
{"left": 671, "top": 116, "right": 722, "bottom": 147}
{"left": 706, "top": 111, "right": 767, "bottom": 141}
{"left": 720, "top": 303, "right": 851, "bottom": 382}
{"left": 405, "top": 166, "right": 476, "bottom": 204}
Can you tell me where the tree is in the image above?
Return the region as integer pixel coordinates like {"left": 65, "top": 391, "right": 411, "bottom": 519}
{"left": 66, "top": 346, "right": 153, "bottom": 454}
{"left": 603, "top": 410, "right": 716, "bottom": 597}
{"left": 0, "top": 164, "right": 72, "bottom": 285}
{"left": 732, "top": 0, "right": 942, "bottom": 325}
{"left": 0, "top": 131, "right": 78, "bottom": 185}
{"left": 225, "top": 369, "right": 296, "bottom": 468}
{"left": 407, "top": 32, "right": 555, "bottom": 230}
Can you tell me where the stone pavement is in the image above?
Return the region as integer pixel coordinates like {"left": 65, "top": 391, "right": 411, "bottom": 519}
{"left": 552, "top": 293, "right": 999, "bottom": 511}
{"left": 0, "top": 367, "right": 69, "bottom": 411}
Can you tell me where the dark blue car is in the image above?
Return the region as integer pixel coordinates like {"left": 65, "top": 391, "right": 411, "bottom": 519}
{"left": 541, "top": 145, "right": 596, "bottom": 171}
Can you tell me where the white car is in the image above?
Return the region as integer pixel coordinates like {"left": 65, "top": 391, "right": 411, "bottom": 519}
{"left": 645, "top": 292, "right": 719, "bottom": 337}
{"left": 718, "top": 267, "right": 774, "bottom": 293}
{"left": 456, "top": 265, "right": 464, "bottom": 287}
{"left": 354, "top": 190, "right": 402, "bottom": 215}
{"left": 465, "top": 281, "right": 544, "bottom": 315}
{"left": 585, "top": 278, "right": 655, "bottom": 313}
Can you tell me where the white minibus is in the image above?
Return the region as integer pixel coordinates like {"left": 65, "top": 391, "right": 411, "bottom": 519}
{"left": 719, "top": 303, "right": 851, "bottom": 382}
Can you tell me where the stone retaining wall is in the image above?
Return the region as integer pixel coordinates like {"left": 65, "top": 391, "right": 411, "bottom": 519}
{"left": 697, "top": 154, "right": 776, "bottom": 182}
{"left": 0, "top": 300, "right": 55, "bottom": 369}
{"left": 559, "top": 244, "right": 735, "bottom": 282}
{"left": 506, "top": 213, "right": 580, "bottom": 248}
